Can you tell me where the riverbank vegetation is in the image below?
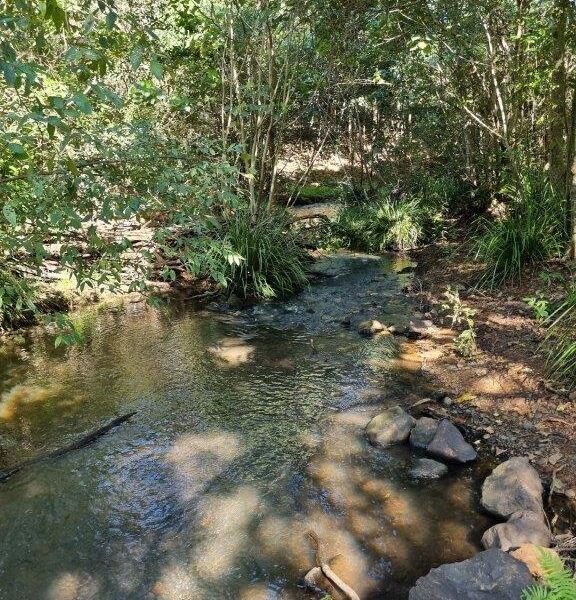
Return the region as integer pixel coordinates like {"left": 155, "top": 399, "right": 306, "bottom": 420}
{"left": 1, "top": 0, "right": 576, "bottom": 383}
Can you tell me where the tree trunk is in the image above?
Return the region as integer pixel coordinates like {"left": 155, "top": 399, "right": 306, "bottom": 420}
{"left": 548, "top": 0, "right": 569, "bottom": 196}
{"left": 570, "top": 153, "right": 576, "bottom": 258}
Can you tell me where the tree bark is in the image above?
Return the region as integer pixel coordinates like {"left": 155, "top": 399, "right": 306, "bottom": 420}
{"left": 548, "top": 0, "right": 569, "bottom": 196}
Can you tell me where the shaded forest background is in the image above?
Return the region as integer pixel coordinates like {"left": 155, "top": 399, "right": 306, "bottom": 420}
{"left": 1, "top": 0, "right": 576, "bottom": 375}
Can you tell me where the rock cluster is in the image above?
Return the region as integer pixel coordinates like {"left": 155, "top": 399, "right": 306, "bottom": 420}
{"left": 365, "top": 408, "right": 477, "bottom": 469}
{"left": 480, "top": 457, "right": 550, "bottom": 552}
{"left": 409, "top": 456, "right": 550, "bottom": 599}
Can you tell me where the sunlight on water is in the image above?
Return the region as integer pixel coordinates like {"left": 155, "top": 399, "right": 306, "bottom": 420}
{"left": 0, "top": 253, "right": 492, "bottom": 600}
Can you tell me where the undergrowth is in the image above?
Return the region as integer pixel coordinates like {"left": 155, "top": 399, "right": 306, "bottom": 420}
{"left": 219, "top": 207, "right": 309, "bottom": 299}
{"left": 0, "top": 265, "right": 37, "bottom": 330}
{"left": 474, "top": 173, "right": 565, "bottom": 288}
{"left": 522, "top": 550, "right": 576, "bottom": 600}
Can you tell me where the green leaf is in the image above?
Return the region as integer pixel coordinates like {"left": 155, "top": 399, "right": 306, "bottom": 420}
{"left": 3, "top": 204, "right": 17, "bottom": 227}
{"left": 72, "top": 93, "right": 92, "bottom": 114}
{"left": 106, "top": 11, "right": 117, "bottom": 28}
{"left": 150, "top": 58, "right": 164, "bottom": 80}
{"left": 130, "top": 48, "right": 142, "bottom": 70}
{"left": 45, "top": 0, "right": 66, "bottom": 31}
{"left": 7, "top": 142, "right": 26, "bottom": 155}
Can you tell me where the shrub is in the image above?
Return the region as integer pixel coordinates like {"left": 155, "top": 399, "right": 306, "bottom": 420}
{"left": 0, "top": 265, "right": 37, "bottom": 329}
{"left": 220, "top": 207, "right": 309, "bottom": 299}
{"left": 333, "top": 196, "right": 428, "bottom": 253}
{"left": 544, "top": 287, "right": 576, "bottom": 387}
{"left": 474, "top": 173, "right": 565, "bottom": 287}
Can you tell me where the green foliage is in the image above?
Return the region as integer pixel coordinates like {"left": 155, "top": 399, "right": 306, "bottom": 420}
{"left": 0, "top": 265, "right": 37, "bottom": 329}
{"left": 474, "top": 173, "right": 565, "bottom": 287}
{"left": 218, "top": 208, "right": 309, "bottom": 299}
{"left": 333, "top": 196, "right": 430, "bottom": 253}
{"left": 173, "top": 206, "right": 309, "bottom": 300}
{"left": 524, "top": 294, "right": 552, "bottom": 322}
{"left": 441, "top": 286, "right": 477, "bottom": 357}
{"left": 544, "top": 287, "right": 576, "bottom": 387}
{"left": 522, "top": 550, "right": 576, "bottom": 600}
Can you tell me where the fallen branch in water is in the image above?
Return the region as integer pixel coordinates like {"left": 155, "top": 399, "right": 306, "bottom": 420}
{"left": 306, "top": 530, "right": 361, "bottom": 600}
{"left": 0, "top": 412, "right": 136, "bottom": 483}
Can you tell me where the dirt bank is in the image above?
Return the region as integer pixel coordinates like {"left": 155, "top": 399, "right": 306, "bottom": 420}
{"left": 406, "top": 242, "right": 576, "bottom": 526}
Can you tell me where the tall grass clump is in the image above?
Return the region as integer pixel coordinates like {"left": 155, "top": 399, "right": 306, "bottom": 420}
{"left": 219, "top": 207, "right": 308, "bottom": 299}
{"left": 474, "top": 173, "right": 565, "bottom": 287}
{"left": 544, "top": 287, "right": 576, "bottom": 387}
{"left": 333, "top": 196, "right": 428, "bottom": 252}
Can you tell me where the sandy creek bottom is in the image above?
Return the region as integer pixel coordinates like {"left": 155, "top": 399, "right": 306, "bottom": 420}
{"left": 0, "top": 252, "right": 493, "bottom": 600}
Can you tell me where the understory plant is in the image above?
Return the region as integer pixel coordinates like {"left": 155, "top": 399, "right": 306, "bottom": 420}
{"left": 0, "top": 264, "right": 37, "bottom": 329}
{"left": 522, "top": 550, "right": 576, "bottom": 600}
{"left": 474, "top": 173, "right": 565, "bottom": 287}
{"left": 219, "top": 207, "right": 309, "bottom": 299}
{"left": 441, "top": 286, "right": 477, "bottom": 357}
{"left": 333, "top": 195, "right": 429, "bottom": 253}
{"left": 543, "top": 287, "right": 576, "bottom": 387}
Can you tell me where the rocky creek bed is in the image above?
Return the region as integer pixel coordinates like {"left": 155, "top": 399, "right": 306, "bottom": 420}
{"left": 0, "top": 251, "right": 570, "bottom": 599}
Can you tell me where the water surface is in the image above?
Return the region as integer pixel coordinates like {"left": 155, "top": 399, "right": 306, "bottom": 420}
{"left": 0, "top": 253, "right": 492, "bottom": 600}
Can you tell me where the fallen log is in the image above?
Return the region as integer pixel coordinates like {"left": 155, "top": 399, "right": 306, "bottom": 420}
{"left": 0, "top": 412, "right": 136, "bottom": 483}
{"left": 306, "top": 530, "right": 361, "bottom": 600}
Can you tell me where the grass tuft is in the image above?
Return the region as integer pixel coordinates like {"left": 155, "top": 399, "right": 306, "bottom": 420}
{"left": 474, "top": 173, "right": 565, "bottom": 288}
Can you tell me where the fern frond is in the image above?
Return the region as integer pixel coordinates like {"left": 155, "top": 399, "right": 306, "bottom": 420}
{"left": 523, "top": 585, "right": 554, "bottom": 600}
{"left": 522, "top": 549, "right": 576, "bottom": 600}
{"left": 540, "top": 550, "right": 576, "bottom": 600}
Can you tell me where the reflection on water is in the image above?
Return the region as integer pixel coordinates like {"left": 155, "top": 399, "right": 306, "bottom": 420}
{"left": 0, "top": 254, "right": 492, "bottom": 600}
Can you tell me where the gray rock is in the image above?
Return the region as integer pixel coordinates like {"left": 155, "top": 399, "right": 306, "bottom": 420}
{"left": 482, "top": 510, "right": 551, "bottom": 551}
{"left": 408, "top": 548, "right": 534, "bottom": 600}
{"left": 410, "top": 458, "right": 448, "bottom": 479}
{"left": 481, "top": 457, "right": 544, "bottom": 518}
{"left": 426, "top": 419, "right": 477, "bottom": 463}
{"left": 409, "top": 417, "right": 439, "bottom": 449}
{"left": 358, "top": 319, "right": 385, "bottom": 336}
{"left": 366, "top": 406, "right": 416, "bottom": 447}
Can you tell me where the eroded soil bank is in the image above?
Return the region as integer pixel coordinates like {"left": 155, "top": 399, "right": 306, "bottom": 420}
{"left": 407, "top": 243, "right": 576, "bottom": 529}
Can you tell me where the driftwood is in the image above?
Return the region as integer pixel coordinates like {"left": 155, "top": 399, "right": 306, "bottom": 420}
{"left": 306, "top": 530, "right": 361, "bottom": 600}
{"left": 0, "top": 412, "right": 136, "bottom": 483}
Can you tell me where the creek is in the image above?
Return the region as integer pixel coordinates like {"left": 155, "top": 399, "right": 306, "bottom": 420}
{"left": 0, "top": 252, "right": 492, "bottom": 600}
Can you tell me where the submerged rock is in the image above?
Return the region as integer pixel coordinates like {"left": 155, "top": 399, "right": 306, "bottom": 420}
{"left": 482, "top": 510, "right": 551, "bottom": 551}
{"left": 426, "top": 419, "right": 477, "bottom": 463}
{"left": 410, "top": 458, "right": 448, "bottom": 479}
{"left": 358, "top": 319, "right": 385, "bottom": 336}
{"left": 409, "top": 417, "right": 439, "bottom": 449}
{"left": 481, "top": 457, "right": 544, "bottom": 518}
{"left": 408, "top": 549, "right": 534, "bottom": 600}
{"left": 366, "top": 406, "right": 416, "bottom": 447}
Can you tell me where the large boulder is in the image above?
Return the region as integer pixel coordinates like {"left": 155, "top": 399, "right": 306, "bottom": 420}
{"left": 481, "top": 457, "right": 544, "bottom": 518}
{"left": 426, "top": 419, "right": 477, "bottom": 463}
{"left": 409, "top": 417, "right": 439, "bottom": 449}
{"left": 482, "top": 511, "right": 551, "bottom": 551}
{"left": 408, "top": 549, "right": 534, "bottom": 600}
{"left": 410, "top": 458, "right": 448, "bottom": 480}
{"left": 366, "top": 406, "right": 416, "bottom": 448}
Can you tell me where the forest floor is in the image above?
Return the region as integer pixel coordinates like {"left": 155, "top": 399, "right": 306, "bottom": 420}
{"left": 407, "top": 241, "right": 576, "bottom": 527}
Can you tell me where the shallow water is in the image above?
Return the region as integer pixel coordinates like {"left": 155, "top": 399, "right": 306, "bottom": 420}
{"left": 0, "top": 253, "right": 492, "bottom": 600}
